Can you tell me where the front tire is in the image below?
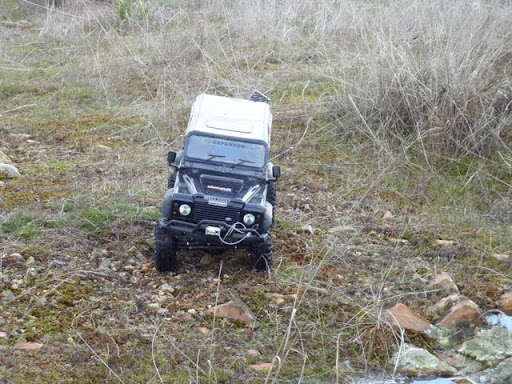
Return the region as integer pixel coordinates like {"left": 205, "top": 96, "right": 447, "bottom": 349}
{"left": 250, "top": 236, "right": 273, "bottom": 271}
{"left": 154, "top": 222, "right": 178, "bottom": 273}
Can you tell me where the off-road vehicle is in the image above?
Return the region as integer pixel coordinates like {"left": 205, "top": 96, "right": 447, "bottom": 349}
{"left": 155, "top": 91, "right": 281, "bottom": 273}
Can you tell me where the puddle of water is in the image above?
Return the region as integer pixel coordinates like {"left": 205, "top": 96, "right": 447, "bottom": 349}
{"left": 352, "top": 376, "right": 458, "bottom": 384}
{"left": 485, "top": 312, "right": 512, "bottom": 331}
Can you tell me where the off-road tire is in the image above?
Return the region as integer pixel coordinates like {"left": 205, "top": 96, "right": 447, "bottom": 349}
{"left": 267, "top": 181, "right": 277, "bottom": 225}
{"left": 267, "top": 181, "right": 276, "bottom": 206}
{"left": 250, "top": 236, "right": 273, "bottom": 271}
{"left": 154, "top": 221, "right": 178, "bottom": 273}
{"left": 168, "top": 170, "right": 176, "bottom": 189}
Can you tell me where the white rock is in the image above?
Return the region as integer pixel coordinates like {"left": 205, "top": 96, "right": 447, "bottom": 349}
{"left": 247, "top": 349, "right": 261, "bottom": 357}
{"left": 301, "top": 224, "right": 314, "bottom": 235}
{"left": 383, "top": 211, "right": 394, "bottom": 219}
{"left": 0, "top": 150, "right": 14, "bottom": 165}
{"left": 0, "top": 163, "right": 20, "bottom": 178}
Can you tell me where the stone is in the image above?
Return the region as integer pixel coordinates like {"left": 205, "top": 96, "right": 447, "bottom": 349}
{"left": 7, "top": 253, "right": 24, "bottom": 262}
{"left": 328, "top": 225, "right": 356, "bottom": 233}
{"left": 438, "top": 300, "right": 483, "bottom": 329}
{"left": 498, "top": 293, "right": 512, "bottom": 316}
{"left": 0, "top": 163, "right": 20, "bottom": 178}
{"left": 177, "top": 313, "right": 196, "bottom": 322}
{"left": 275, "top": 297, "right": 285, "bottom": 305}
{"left": 385, "top": 303, "right": 432, "bottom": 332}
{"left": 148, "top": 303, "right": 161, "bottom": 312}
{"left": 25, "top": 256, "right": 35, "bottom": 266}
{"left": 479, "top": 357, "right": 512, "bottom": 384}
{"left": 157, "top": 308, "right": 169, "bottom": 315}
{"left": 99, "top": 258, "right": 112, "bottom": 269}
{"left": 198, "top": 327, "right": 210, "bottom": 334}
{"left": 383, "top": 211, "right": 393, "bottom": 219}
{"left": 433, "top": 272, "right": 460, "bottom": 294}
{"left": 248, "top": 363, "right": 274, "bottom": 372}
{"left": 207, "top": 300, "right": 256, "bottom": 324}
{"left": 436, "top": 239, "right": 455, "bottom": 246}
{"left": 15, "top": 342, "right": 44, "bottom": 350}
{"left": 393, "top": 344, "right": 456, "bottom": 376}
{"left": 247, "top": 349, "right": 261, "bottom": 357}
{"left": 427, "top": 294, "right": 462, "bottom": 319}
{"left": 459, "top": 327, "right": 512, "bottom": 363}
{"left": 200, "top": 254, "right": 215, "bottom": 266}
{"left": 492, "top": 253, "right": 509, "bottom": 262}
{"left": 0, "top": 331, "right": 6, "bottom": 338}
{"left": 1, "top": 290, "right": 15, "bottom": 301}
{"left": 300, "top": 224, "right": 313, "bottom": 235}
{"left": 0, "top": 150, "right": 14, "bottom": 165}
{"left": 158, "top": 283, "right": 174, "bottom": 293}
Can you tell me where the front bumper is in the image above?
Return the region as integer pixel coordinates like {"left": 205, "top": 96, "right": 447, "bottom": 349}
{"left": 156, "top": 218, "right": 268, "bottom": 249}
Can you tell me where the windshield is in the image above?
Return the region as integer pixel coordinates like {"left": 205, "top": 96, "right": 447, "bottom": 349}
{"left": 185, "top": 135, "right": 266, "bottom": 168}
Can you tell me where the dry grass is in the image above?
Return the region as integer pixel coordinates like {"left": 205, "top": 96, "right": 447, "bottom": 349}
{"left": 1, "top": 0, "right": 512, "bottom": 383}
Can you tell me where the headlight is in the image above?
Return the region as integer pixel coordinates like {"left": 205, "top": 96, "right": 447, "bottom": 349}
{"left": 179, "top": 204, "right": 192, "bottom": 216}
{"left": 243, "top": 213, "right": 255, "bottom": 226}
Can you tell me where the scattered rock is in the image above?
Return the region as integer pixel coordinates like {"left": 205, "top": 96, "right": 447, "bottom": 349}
{"left": 158, "top": 283, "right": 175, "bottom": 293}
{"left": 433, "top": 272, "right": 460, "bottom": 294}
{"left": 99, "top": 258, "right": 112, "bottom": 269}
{"left": 247, "top": 349, "right": 261, "bottom": 358}
{"left": 427, "top": 294, "right": 461, "bottom": 319}
{"left": 15, "top": 342, "right": 44, "bottom": 350}
{"left": 436, "top": 351, "right": 485, "bottom": 374}
{"left": 275, "top": 297, "right": 285, "bottom": 305}
{"left": 248, "top": 363, "right": 273, "bottom": 372}
{"left": 458, "top": 327, "right": 512, "bottom": 363}
{"left": 198, "top": 327, "right": 210, "bottom": 334}
{"left": 7, "top": 253, "right": 24, "bottom": 262}
{"left": 140, "top": 262, "right": 155, "bottom": 273}
{"left": 328, "top": 225, "right": 356, "bottom": 233}
{"left": 498, "top": 293, "right": 512, "bottom": 316}
{"left": 148, "top": 303, "right": 161, "bottom": 312}
{"left": 177, "top": 313, "right": 196, "bottom": 322}
{"left": 438, "top": 300, "right": 483, "bottom": 329}
{"left": 25, "top": 256, "right": 35, "bottom": 266}
{"left": 385, "top": 303, "right": 432, "bottom": 332}
{"left": 0, "top": 331, "right": 6, "bottom": 338}
{"left": 95, "top": 144, "right": 112, "bottom": 151}
{"left": 0, "top": 150, "right": 14, "bottom": 165}
{"left": 436, "top": 239, "right": 455, "bottom": 246}
{"left": 300, "top": 224, "right": 313, "bottom": 235}
{"left": 393, "top": 344, "right": 456, "bottom": 376}
{"left": 200, "top": 254, "right": 215, "bottom": 266}
{"left": 492, "top": 253, "right": 509, "bottom": 262}
{"left": 145, "top": 237, "right": 156, "bottom": 248}
{"left": 207, "top": 300, "right": 255, "bottom": 324}
{"left": 383, "top": 211, "right": 393, "bottom": 219}
{"left": 479, "top": 357, "right": 512, "bottom": 384}
{"left": 0, "top": 163, "right": 20, "bottom": 178}
{"left": 1, "top": 290, "right": 15, "bottom": 301}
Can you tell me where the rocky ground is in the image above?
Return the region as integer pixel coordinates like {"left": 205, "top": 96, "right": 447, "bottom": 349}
{"left": 1, "top": 6, "right": 512, "bottom": 384}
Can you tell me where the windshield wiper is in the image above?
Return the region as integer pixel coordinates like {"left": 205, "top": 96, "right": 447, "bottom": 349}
{"left": 205, "top": 154, "right": 226, "bottom": 161}
{"left": 236, "top": 159, "right": 256, "bottom": 166}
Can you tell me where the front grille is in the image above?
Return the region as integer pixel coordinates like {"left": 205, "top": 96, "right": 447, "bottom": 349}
{"left": 193, "top": 202, "right": 241, "bottom": 223}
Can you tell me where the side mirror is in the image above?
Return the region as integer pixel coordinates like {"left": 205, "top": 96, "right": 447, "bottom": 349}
{"left": 272, "top": 166, "right": 281, "bottom": 178}
{"left": 167, "top": 151, "right": 177, "bottom": 166}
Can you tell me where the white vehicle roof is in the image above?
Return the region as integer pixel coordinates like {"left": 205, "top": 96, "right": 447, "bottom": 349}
{"left": 185, "top": 94, "right": 272, "bottom": 145}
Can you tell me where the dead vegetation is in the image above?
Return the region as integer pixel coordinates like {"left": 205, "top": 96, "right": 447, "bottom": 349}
{"left": 1, "top": 0, "right": 511, "bottom": 383}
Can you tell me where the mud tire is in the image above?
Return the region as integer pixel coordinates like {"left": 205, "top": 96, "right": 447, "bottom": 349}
{"left": 154, "top": 221, "right": 178, "bottom": 273}
{"left": 250, "top": 236, "right": 273, "bottom": 271}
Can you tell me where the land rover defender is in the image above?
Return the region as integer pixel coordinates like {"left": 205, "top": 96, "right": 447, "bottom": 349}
{"left": 155, "top": 91, "right": 280, "bottom": 273}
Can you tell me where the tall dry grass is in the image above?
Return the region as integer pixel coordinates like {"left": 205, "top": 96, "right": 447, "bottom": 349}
{"left": 10, "top": 0, "right": 509, "bottom": 161}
